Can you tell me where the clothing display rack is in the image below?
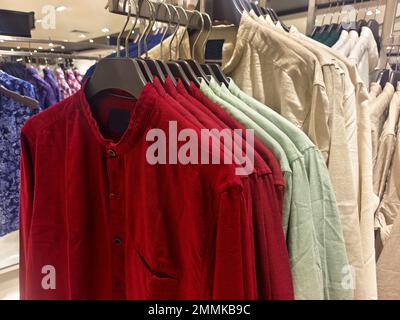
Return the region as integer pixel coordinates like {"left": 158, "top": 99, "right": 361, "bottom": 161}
{"left": 306, "top": 0, "right": 397, "bottom": 40}
{"left": 107, "top": 0, "right": 205, "bottom": 30}
{"left": 0, "top": 50, "right": 100, "bottom": 61}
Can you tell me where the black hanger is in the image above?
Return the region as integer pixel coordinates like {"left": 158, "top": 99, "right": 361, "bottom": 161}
{"left": 196, "top": 0, "right": 243, "bottom": 27}
{"left": 367, "top": 4, "right": 381, "bottom": 52}
{"left": 201, "top": 12, "right": 230, "bottom": 86}
{"left": 85, "top": 0, "right": 147, "bottom": 99}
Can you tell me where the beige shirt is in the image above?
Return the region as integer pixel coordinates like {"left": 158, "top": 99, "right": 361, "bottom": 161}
{"left": 348, "top": 27, "right": 379, "bottom": 88}
{"left": 374, "top": 87, "right": 400, "bottom": 259}
{"left": 369, "top": 82, "right": 383, "bottom": 102}
{"left": 332, "top": 30, "right": 349, "bottom": 51}
{"left": 369, "top": 83, "right": 395, "bottom": 165}
{"left": 338, "top": 30, "right": 359, "bottom": 57}
{"left": 221, "top": 11, "right": 331, "bottom": 162}
{"left": 373, "top": 87, "right": 400, "bottom": 200}
{"left": 301, "top": 33, "right": 378, "bottom": 300}
{"left": 376, "top": 207, "right": 400, "bottom": 299}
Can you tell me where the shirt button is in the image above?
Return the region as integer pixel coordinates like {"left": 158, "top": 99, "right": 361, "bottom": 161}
{"left": 113, "top": 237, "right": 122, "bottom": 246}
{"left": 108, "top": 149, "right": 117, "bottom": 158}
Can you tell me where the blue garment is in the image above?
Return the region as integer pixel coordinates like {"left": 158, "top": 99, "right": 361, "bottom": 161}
{"left": 0, "top": 70, "right": 39, "bottom": 237}
{"left": 26, "top": 67, "right": 57, "bottom": 110}
{"left": 43, "top": 67, "right": 61, "bottom": 103}
{"left": 82, "top": 33, "right": 165, "bottom": 83}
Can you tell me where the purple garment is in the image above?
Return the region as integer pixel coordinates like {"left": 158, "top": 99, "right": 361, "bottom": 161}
{"left": 73, "top": 68, "right": 83, "bottom": 84}
{"left": 43, "top": 67, "right": 61, "bottom": 103}
{"left": 26, "top": 67, "right": 57, "bottom": 109}
{"left": 55, "top": 67, "right": 73, "bottom": 100}
{"left": 0, "top": 70, "right": 39, "bottom": 236}
{"left": 65, "top": 69, "right": 81, "bottom": 94}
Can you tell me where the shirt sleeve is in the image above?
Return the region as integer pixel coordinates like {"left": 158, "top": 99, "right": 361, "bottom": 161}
{"left": 212, "top": 185, "right": 252, "bottom": 300}
{"left": 19, "top": 129, "right": 35, "bottom": 300}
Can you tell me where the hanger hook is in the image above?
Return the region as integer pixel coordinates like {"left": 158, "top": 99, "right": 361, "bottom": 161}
{"left": 328, "top": 0, "right": 334, "bottom": 25}
{"left": 117, "top": 0, "right": 132, "bottom": 57}
{"left": 156, "top": 1, "right": 171, "bottom": 60}
{"left": 144, "top": 0, "right": 156, "bottom": 58}
{"left": 188, "top": 10, "right": 204, "bottom": 59}
{"left": 137, "top": 0, "right": 154, "bottom": 58}
{"left": 201, "top": 12, "right": 212, "bottom": 64}
{"left": 168, "top": 4, "right": 181, "bottom": 61}
{"left": 176, "top": 6, "right": 189, "bottom": 60}
{"left": 374, "top": 0, "right": 381, "bottom": 20}
{"left": 125, "top": 0, "right": 139, "bottom": 58}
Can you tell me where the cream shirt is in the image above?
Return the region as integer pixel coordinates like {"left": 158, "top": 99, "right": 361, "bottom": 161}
{"left": 222, "top": 12, "right": 331, "bottom": 162}
{"left": 332, "top": 30, "right": 349, "bottom": 51}
{"left": 337, "top": 30, "right": 359, "bottom": 57}
{"left": 369, "top": 83, "right": 395, "bottom": 165}
{"left": 348, "top": 27, "right": 379, "bottom": 88}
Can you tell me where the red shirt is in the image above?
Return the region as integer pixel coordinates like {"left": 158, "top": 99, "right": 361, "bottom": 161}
{"left": 154, "top": 78, "right": 258, "bottom": 300}
{"left": 188, "top": 83, "right": 293, "bottom": 300}
{"left": 20, "top": 83, "right": 253, "bottom": 300}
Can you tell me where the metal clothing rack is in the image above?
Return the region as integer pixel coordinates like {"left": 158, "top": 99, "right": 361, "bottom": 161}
{"left": 0, "top": 50, "right": 100, "bottom": 61}
{"left": 107, "top": 0, "right": 205, "bottom": 30}
{"left": 306, "top": 0, "right": 397, "bottom": 40}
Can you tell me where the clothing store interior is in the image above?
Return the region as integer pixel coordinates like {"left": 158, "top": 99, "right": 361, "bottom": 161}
{"left": 1, "top": 0, "right": 400, "bottom": 301}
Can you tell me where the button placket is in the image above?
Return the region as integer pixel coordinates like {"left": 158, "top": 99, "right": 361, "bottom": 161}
{"left": 106, "top": 147, "right": 126, "bottom": 298}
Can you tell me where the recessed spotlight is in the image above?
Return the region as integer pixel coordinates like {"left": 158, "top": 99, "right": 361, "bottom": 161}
{"left": 101, "top": 27, "right": 110, "bottom": 33}
{"left": 107, "top": 35, "right": 111, "bottom": 39}
{"left": 89, "top": 39, "right": 94, "bottom": 43}
{"left": 17, "top": 46, "right": 21, "bottom": 49}
{"left": 11, "top": 48, "right": 14, "bottom": 51}
{"left": 34, "top": 50, "right": 38, "bottom": 53}
{"left": 63, "top": 39, "right": 69, "bottom": 42}
{"left": 50, "top": 48, "right": 55, "bottom": 52}
{"left": 56, "top": 6, "right": 66, "bottom": 12}
{"left": 16, "top": 58, "right": 23, "bottom": 62}
{"left": 36, "top": 19, "right": 42, "bottom": 23}
{"left": 49, "top": 42, "right": 54, "bottom": 47}
{"left": 38, "top": 46, "right": 43, "bottom": 50}
{"left": 79, "top": 34, "right": 86, "bottom": 38}
{"left": 61, "top": 45, "right": 65, "bottom": 49}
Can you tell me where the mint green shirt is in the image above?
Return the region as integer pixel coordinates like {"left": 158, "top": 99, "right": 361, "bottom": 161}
{"left": 201, "top": 78, "right": 324, "bottom": 300}
{"left": 228, "top": 79, "right": 353, "bottom": 300}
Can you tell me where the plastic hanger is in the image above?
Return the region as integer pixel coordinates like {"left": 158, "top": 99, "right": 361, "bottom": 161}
{"left": 0, "top": 84, "right": 39, "bottom": 108}
{"left": 172, "top": 6, "right": 202, "bottom": 87}
{"left": 137, "top": 0, "right": 166, "bottom": 83}
{"left": 367, "top": 0, "right": 381, "bottom": 52}
{"left": 85, "top": 0, "right": 147, "bottom": 99}
{"left": 201, "top": 12, "right": 230, "bottom": 87}
{"left": 165, "top": 4, "right": 191, "bottom": 88}
{"left": 389, "top": 45, "right": 400, "bottom": 87}
{"left": 150, "top": 1, "right": 177, "bottom": 85}
{"left": 327, "top": 1, "right": 342, "bottom": 34}
{"left": 184, "top": 10, "right": 213, "bottom": 84}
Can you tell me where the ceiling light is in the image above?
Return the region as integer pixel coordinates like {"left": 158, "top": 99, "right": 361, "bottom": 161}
{"left": 16, "top": 58, "right": 23, "bottom": 62}
{"left": 112, "top": 50, "right": 117, "bottom": 54}
{"left": 79, "top": 34, "right": 86, "bottom": 38}
{"left": 63, "top": 39, "right": 69, "bottom": 42}
{"left": 49, "top": 42, "right": 54, "bottom": 47}
{"left": 254, "top": 1, "right": 259, "bottom": 4}
{"left": 366, "top": 10, "right": 373, "bottom": 16}
{"left": 17, "top": 46, "right": 21, "bottom": 49}
{"left": 101, "top": 27, "right": 110, "bottom": 33}
{"left": 34, "top": 50, "right": 37, "bottom": 53}
{"left": 50, "top": 48, "right": 55, "bottom": 52}
{"left": 0, "top": 39, "right": 4, "bottom": 42}
{"left": 61, "top": 45, "right": 65, "bottom": 49}
{"left": 89, "top": 39, "right": 94, "bottom": 43}
{"left": 56, "top": 6, "right": 66, "bottom": 12}
{"left": 38, "top": 46, "right": 43, "bottom": 50}
{"left": 10, "top": 48, "right": 14, "bottom": 51}
{"left": 107, "top": 35, "right": 111, "bottom": 39}
{"left": 36, "top": 19, "right": 42, "bottom": 23}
